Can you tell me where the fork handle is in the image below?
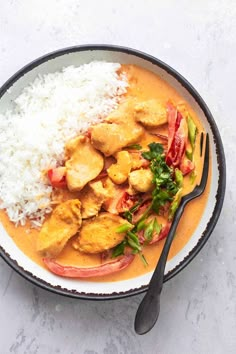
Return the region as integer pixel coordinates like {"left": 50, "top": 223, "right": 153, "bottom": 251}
{"left": 134, "top": 200, "right": 186, "bottom": 335}
{"left": 150, "top": 199, "right": 186, "bottom": 287}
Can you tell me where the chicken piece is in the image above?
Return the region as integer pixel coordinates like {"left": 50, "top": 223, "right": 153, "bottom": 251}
{"left": 134, "top": 100, "right": 167, "bottom": 128}
{"left": 102, "top": 177, "right": 126, "bottom": 214}
{"left": 107, "top": 151, "right": 131, "bottom": 184}
{"left": 65, "top": 136, "right": 104, "bottom": 192}
{"left": 128, "top": 168, "right": 154, "bottom": 193}
{"left": 104, "top": 98, "right": 137, "bottom": 124}
{"left": 37, "top": 199, "right": 82, "bottom": 257}
{"left": 90, "top": 121, "right": 144, "bottom": 156}
{"left": 91, "top": 100, "right": 144, "bottom": 156}
{"left": 73, "top": 212, "right": 132, "bottom": 254}
{"left": 51, "top": 187, "right": 79, "bottom": 205}
{"left": 78, "top": 180, "right": 109, "bottom": 219}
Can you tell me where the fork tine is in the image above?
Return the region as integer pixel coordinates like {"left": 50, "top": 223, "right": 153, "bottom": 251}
{"left": 199, "top": 133, "right": 209, "bottom": 190}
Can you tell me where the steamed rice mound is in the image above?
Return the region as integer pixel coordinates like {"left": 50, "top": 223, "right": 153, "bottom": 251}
{"left": 0, "top": 62, "right": 128, "bottom": 226}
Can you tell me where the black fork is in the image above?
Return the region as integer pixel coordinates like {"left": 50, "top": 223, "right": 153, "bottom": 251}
{"left": 135, "top": 133, "right": 210, "bottom": 335}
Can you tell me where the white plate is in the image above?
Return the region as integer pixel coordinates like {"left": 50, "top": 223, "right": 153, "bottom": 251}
{"left": 0, "top": 45, "right": 226, "bottom": 299}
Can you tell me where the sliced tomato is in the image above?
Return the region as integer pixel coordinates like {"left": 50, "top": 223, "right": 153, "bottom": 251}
{"left": 180, "top": 158, "right": 195, "bottom": 175}
{"left": 116, "top": 192, "right": 139, "bottom": 213}
{"left": 43, "top": 254, "right": 135, "bottom": 278}
{"left": 48, "top": 167, "right": 67, "bottom": 188}
{"left": 103, "top": 187, "right": 126, "bottom": 214}
{"left": 103, "top": 187, "right": 138, "bottom": 214}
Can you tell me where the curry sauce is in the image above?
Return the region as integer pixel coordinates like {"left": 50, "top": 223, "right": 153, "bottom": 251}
{"left": 0, "top": 64, "right": 211, "bottom": 282}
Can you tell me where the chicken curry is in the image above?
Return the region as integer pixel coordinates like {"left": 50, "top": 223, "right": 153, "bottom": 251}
{"left": 0, "top": 64, "right": 210, "bottom": 281}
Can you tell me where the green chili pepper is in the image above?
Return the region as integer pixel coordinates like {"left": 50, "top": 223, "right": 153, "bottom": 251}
{"left": 175, "top": 168, "right": 183, "bottom": 187}
{"left": 169, "top": 189, "right": 182, "bottom": 220}
{"left": 187, "top": 115, "right": 197, "bottom": 161}
{"left": 115, "top": 223, "right": 132, "bottom": 233}
{"left": 187, "top": 115, "right": 197, "bottom": 149}
{"left": 139, "top": 253, "right": 148, "bottom": 266}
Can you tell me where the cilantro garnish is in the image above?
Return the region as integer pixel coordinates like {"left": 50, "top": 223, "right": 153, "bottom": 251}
{"left": 123, "top": 201, "right": 142, "bottom": 223}
{"left": 126, "top": 143, "right": 142, "bottom": 150}
{"left": 142, "top": 142, "right": 180, "bottom": 214}
{"left": 112, "top": 142, "right": 182, "bottom": 265}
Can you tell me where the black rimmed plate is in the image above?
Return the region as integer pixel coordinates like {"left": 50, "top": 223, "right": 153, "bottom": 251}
{"left": 0, "top": 45, "right": 226, "bottom": 300}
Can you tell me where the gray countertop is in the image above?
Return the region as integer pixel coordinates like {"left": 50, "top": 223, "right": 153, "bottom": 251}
{"left": 0, "top": 1, "right": 235, "bottom": 353}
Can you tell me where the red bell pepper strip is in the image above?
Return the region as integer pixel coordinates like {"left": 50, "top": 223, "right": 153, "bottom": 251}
{"left": 43, "top": 254, "right": 135, "bottom": 278}
{"left": 166, "top": 102, "right": 187, "bottom": 168}
{"left": 166, "top": 102, "right": 178, "bottom": 152}
{"left": 166, "top": 102, "right": 195, "bottom": 175}
{"left": 48, "top": 167, "right": 67, "bottom": 188}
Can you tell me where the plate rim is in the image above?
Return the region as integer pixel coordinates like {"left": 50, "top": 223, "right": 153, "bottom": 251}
{"left": 0, "top": 44, "right": 226, "bottom": 300}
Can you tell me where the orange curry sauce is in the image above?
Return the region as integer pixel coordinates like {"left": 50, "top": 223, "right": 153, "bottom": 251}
{"left": 0, "top": 64, "right": 211, "bottom": 282}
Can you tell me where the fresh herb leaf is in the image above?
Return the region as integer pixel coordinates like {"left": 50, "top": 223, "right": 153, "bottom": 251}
{"left": 187, "top": 115, "right": 198, "bottom": 161}
{"left": 175, "top": 168, "right": 183, "bottom": 187}
{"left": 152, "top": 190, "right": 173, "bottom": 214}
{"left": 139, "top": 253, "right": 148, "bottom": 267}
{"left": 153, "top": 218, "right": 162, "bottom": 235}
{"left": 127, "top": 231, "right": 140, "bottom": 245}
{"left": 127, "top": 238, "right": 141, "bottom": 251}
{"left": 186, "top": 149, "right": 193, "bottom": 161}
{"left": 143, "top": 218, "right": 162, "bottom": 242}
{"left": 187, "top": 115, "right": 197, "bottom": 150}
{"left": 189, "top": 170, "right": 197, "bottom": 185}
{"left": 141, "top": 143, "right": 164, "bottom": 160}
{"left": 129, "top": 201, "right": 142, "bottom": 213}
{"left": 169, "top": 189, "right": 182, "bottom": 220}
{"left": 144, "top": 220, "right": 155, "bottom": 242}
{"left": 126, "top": 143, "right": 142, "bottom": 150}
{"left": 148, "top": 142, "right": 164, "bottom": 155}
{"left": 136, "top": 219, "right": 146, "bottom": 232}
{"left": 127, "top": 231, "right": 142, "bottom": 251}
{"left": 123, "top": 201, "right": 142, "bottom": 222}
{"left": 114, "top": 142, "right": 184, "bottom": 265}
{"left": 142, "top": 142, "right": 180, "bottom": 214}
{"left": 115, "top": 223, "right": 132, "bottom": 233}
{"left": 123, "top": 210, "right": 132, "bottom": 223}
{"left": 112, "top": 241, "right": 126, "bottom": 258}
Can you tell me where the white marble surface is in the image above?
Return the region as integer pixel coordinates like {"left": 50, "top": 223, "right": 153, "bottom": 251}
{"left": 0, "top": 1, "right": 235, "bottom": 353}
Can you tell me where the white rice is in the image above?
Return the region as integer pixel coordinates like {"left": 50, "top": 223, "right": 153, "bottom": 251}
{"left": 0, "top": 61, "right": 128, "bottom": 226}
